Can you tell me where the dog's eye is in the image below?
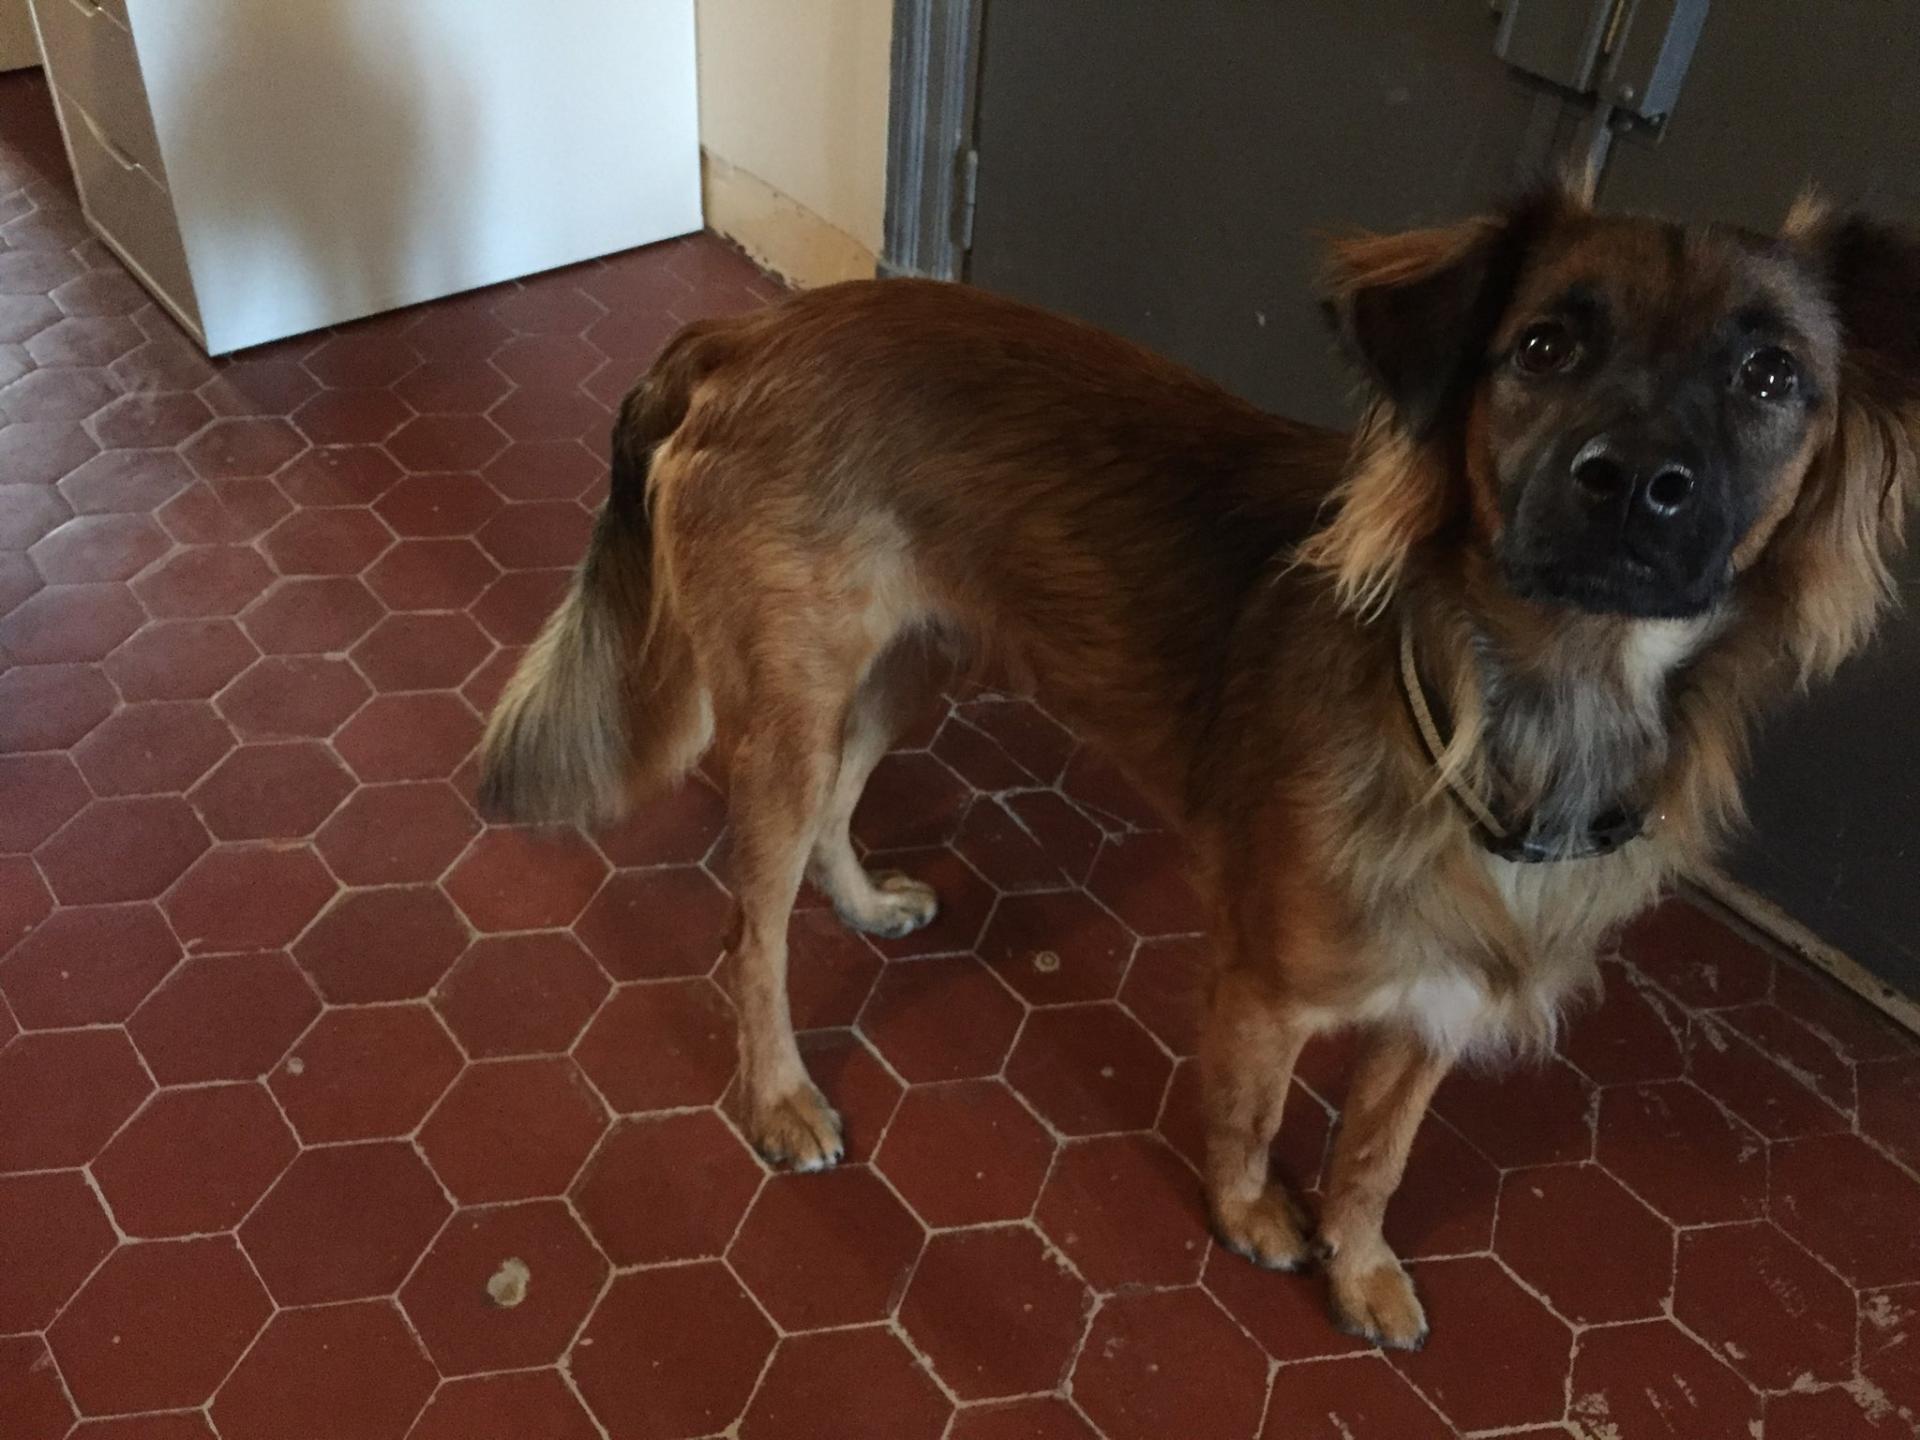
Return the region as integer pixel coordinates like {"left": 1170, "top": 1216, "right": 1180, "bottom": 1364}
{"left": 1514, "top": 321, "right": 1578, "bottom": 376}
{"left": 1738, "top": 346, "right": 1799, "bottom": 402}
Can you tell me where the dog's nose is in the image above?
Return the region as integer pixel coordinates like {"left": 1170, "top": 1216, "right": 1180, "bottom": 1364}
{"left": 1570, "top": 437, "right": 1697, "bottom": 520}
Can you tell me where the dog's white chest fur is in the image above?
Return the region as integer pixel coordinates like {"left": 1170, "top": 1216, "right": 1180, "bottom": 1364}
{"left": 1353, "top": 956, "right": 1596, "bottom": 1058}
{"left": 1346, "top": 846, "right": 1664, "bottom": 1059}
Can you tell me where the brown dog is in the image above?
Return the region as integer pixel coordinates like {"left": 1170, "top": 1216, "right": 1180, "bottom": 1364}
{"left": 478, "top": 181, "right": 1920, "bottom": 1347}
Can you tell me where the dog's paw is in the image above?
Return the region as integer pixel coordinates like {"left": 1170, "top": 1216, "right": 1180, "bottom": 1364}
{"left": 1211, "top": 1188, "right": 1312, "bottom": 1272}
{"left": 1329, "top": 1258, "right": 1428, "bottom": 1351}
{"left": 837, "top": 871, "right": 939, "bottom": 939}
{"left": 747, "top": 1084, "right": 845, "bottom": 1172}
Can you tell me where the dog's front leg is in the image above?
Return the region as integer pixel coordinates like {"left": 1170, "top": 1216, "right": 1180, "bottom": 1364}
{"left": 1200, "top": 966, "right": 1313, "bottom": 1270}
{"left": 1315, "top": 1027, "right": 1450, "bottom": 1349}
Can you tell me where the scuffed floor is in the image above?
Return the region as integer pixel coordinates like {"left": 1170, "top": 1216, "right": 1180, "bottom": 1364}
{"left": 1, "top": 70, "right": 1917, "bottom": 1440}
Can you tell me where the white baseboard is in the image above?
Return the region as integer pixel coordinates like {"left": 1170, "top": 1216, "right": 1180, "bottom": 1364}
{"left": 1686, "top": 869, "right": 1920, "bottom": 1039}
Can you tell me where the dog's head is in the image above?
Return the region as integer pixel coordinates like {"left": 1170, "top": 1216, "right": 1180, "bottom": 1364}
{"left": 1311, "top": 181, "right": 1920, "bottom": 675}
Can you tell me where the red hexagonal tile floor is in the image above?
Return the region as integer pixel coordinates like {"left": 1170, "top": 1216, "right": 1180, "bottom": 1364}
{"left": 2, "top": 67, "right": 1917, "bottom": 1440}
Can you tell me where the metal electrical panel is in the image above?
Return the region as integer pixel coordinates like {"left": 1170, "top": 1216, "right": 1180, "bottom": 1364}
{"left": 1495, "top": 0, "right": 1708, "bottom": 122}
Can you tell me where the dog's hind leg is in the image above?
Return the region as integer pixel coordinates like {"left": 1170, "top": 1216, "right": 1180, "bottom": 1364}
{"left": 717, "top": 597, "right": 941, "bottom": 1170}
{"left": 808, "top": 637, "right": 946, "bottom": 938}
{"left": 1201, "top": 966, "right": 1314, "bottom": 1272}
{"left": 722, "top": 678, "right": 853, "bottom": 1170}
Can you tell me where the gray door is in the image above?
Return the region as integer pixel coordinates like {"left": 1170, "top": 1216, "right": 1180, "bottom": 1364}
{"left": 966, "top": 1, "right": 1591, "bottom": 426}
{"left": 962, "top": 0, "right": 1920, "bottom": 996}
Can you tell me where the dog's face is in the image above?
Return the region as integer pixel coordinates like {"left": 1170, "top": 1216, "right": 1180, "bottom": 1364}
{"left": 1325, "top": 189, "right": 1920, "bottom": 639}
{"left": 1479, "top": 218, "right": 1840, "bottom": 619}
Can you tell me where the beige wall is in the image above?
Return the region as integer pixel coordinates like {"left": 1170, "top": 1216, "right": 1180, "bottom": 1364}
{"left": 0, "top": 0, "right": 40, "bottom": 71}
{"left": 694, "top": 0, "right": 891, "bottom": 285}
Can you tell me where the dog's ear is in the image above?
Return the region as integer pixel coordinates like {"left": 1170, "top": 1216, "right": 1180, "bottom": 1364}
{"left": 1324, "top": 189, "right": 1564, "bottom": 438}
{"left": 1326, "top": 219, "right": 1510, "bottom": 438}
{"left": 1770, "top": 200, "right": 1920, "bottom": 678}
{"left": 1303, "top": 191, "right": 1569, "bottom": 616}
{"left": 1817, "top": 210, "right": 1920, "bottom": 415}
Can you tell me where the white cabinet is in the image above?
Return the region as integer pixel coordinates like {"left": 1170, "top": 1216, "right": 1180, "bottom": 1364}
{"left": 29, "top": 0, "right": 703, "bottom": 354}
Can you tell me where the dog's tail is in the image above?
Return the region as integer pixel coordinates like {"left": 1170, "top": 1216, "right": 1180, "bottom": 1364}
{"left": 476, "top": 335, "right": 713, "bottom": 825}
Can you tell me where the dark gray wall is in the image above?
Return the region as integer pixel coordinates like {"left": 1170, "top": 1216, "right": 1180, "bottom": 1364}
{"left": 969, "top": 0, "right": 1577, "bottom": 427}
{"left": 1595, "top": 0, "right": 1920, "bottom": 995}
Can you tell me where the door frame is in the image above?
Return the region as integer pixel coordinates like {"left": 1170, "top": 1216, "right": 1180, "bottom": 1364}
{"left": 881, "top": 0, "right": 984, "bottom": 280}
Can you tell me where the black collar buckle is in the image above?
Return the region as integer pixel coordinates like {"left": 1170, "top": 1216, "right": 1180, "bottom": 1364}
{"left": 1483, "top": 805, "right": 1645, "bottom": 865}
